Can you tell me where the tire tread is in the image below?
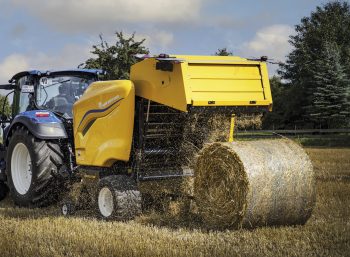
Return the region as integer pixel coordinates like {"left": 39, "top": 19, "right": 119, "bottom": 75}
{"left": 98, "top": 175, "right": 141, "bottom": 220}
{"left": 7, "top": 126, "right": 64, "bottom": 207}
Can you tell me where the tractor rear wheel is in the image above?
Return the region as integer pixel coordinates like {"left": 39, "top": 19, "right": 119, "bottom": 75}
{"left": 6, "top": 126, "right": 64, "bottom": 207}
{"left": 97, "top": 175, "right": 141, "bottom": 220}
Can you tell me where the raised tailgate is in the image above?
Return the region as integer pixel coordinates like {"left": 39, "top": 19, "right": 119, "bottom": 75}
{"left": 185, "top": 60, "right": 271, "bottom": 107}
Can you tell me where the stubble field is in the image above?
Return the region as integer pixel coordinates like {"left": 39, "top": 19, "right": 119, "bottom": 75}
{"left": 0, "top": 147, "right": 349, "bottom": 257}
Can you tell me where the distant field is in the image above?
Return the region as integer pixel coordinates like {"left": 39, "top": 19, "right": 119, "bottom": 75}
{"left": 0, "top": 147, "right": 349, "bottom": 257}
{"left": 236, "top": 132, "right": 350, "bottom": 147}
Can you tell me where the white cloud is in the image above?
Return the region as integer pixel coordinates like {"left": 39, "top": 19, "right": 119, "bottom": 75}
{"left": 134, "top": 30, "right": 174, "bottom": 52}
{"left": 150, "top": 31, "right": 174, "bottom": 49}
{"left": 240, "top": 24, "right": 294, "bottom": 62}
{"left": 0, "top": 27, "right": 175, "bottom": 84}
{"left": 0, "top": 44, "right": 91, "bottom": 83}
{"left": 11, "top": 0, "right": 203, "bottom": 32}
{"left": 239, "top": 24, "right": 294, "bottom": 75}
{"left": 31, "top": 44, "right": 91, "bottom": 69}
{"left": 0, "top": 54, "right": 29, "bottom": 83}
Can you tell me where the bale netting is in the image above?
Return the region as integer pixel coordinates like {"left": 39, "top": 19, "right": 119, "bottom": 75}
{"left": 194, "top": 139, "right": 316, "bottom": 230}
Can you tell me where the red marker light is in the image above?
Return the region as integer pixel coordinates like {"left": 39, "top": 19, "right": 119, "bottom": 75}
{"left": 35, "top": 112, "right": 50, "bottom": 117}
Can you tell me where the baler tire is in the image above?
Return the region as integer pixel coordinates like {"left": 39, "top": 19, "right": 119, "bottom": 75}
{"left": 61, "top": 200, "right": 76, "bottom": 216}
{"left": 0, "top": 181, "right": 9, "bottom": 201}
{"left": 6, "top": 126, "right": 64, "bottom": 207}
{"left": 97, "top": 175, "right": 141, "bottom": 220}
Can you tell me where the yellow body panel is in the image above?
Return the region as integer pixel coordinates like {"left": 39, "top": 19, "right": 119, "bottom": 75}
{"left": 130, "top": 58, "right": 189, "bottom": 111}
{"left": 130, "top": 55, "right": 273, "bottom": 112}
{"left": 73, "top": 80, "right": 135, "bottom": 167}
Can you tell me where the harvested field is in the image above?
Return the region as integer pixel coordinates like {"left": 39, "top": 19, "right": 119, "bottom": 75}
{"left": 0, "top": 147, "right": 349, "bottom": 257}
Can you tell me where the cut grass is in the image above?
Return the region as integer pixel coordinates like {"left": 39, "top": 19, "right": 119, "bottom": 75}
{"left": 297, "top": 135, "right": 350, "bottom": 147}
{"left": 0, "top": 147, "right": 349, "bottom": 257}
{"left": 305, "top": 148, "right": 350, "bottom": 179}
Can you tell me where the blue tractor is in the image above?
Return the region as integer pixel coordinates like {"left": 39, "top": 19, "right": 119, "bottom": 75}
{"left": 0, "top": 69, "right": 102, "bottom": 207}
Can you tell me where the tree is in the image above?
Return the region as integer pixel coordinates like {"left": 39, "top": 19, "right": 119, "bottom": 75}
{"left": 262, "top": 76, "right": 292, "bottom": 129}
{"left": 215, "top": 48, "right": 233, "bottom": 56}
{"left": 80, "top": 32, "right": 149, "bottom": 80}
{"left": 0, "top": 95, "right": 11, "bottom": 118}
{"left": 304, "top": 42, "right": 350, "bottom": 128}
{"left": 279, "top": 1, "right": 350, "bottom": 128}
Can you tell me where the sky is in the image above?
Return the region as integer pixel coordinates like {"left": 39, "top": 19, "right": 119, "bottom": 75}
{"left": 0, "top": 0, "right": 332, "bottom": 83}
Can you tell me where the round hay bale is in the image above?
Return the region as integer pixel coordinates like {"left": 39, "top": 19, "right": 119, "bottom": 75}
{"left": 194, "top": 139, "right": 316, "bottom": 230}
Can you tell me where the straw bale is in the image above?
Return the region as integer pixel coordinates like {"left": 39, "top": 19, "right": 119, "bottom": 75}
{"left": 194, "top": 139, "right": 315, "bottom": 229}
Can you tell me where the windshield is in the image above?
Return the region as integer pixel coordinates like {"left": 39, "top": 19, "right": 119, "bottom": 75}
{"left": 36, "top": 75, "right": 95, "bottom": 117}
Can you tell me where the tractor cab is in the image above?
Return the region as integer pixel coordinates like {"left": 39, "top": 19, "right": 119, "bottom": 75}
{"left": 7, "top": 69, "right": 103, "bottom": 118}
{"left": 0, "top": 69, "right": 103, "bottom": 203}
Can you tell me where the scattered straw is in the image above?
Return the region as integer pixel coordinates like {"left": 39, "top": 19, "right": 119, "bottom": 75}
{"left": 235, "top": 113, "right": 263, "bottom": 130}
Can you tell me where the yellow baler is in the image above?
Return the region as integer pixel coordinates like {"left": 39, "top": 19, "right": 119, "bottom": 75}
{"left": 73, "top": 55, "right": 273, "bottom": 168}
{"left": 67, "top": 55, "right": 314, "bottom": 227}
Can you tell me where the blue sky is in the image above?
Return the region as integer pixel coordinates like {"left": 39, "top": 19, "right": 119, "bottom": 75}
{"left": 0, "top": 0, "right": 331, "bottom": 82}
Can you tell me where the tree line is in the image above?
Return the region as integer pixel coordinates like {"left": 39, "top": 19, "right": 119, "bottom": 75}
{"left": 266, "top": 1, "right": 350, "bottom": 129}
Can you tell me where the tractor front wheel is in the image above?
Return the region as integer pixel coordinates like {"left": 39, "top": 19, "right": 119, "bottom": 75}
{"left": 6, "top": 126, "right": 64, "bottom": 207}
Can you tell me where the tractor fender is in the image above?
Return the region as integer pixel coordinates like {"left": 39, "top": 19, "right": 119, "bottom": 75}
{"left": 4, "top": 111, "right": 67, "bottom": 144}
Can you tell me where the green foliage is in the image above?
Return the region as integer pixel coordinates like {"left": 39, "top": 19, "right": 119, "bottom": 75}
{"left": 262, "top": 77, "right": 305, "bottom": 129}
{"left": 0, "top": 94, "right": 11, "bottom": 118}
{"left": 305, "top": 42, "right": 350, "bottom": 128}
{"left": 215, "top": 48, "right": 233, "bottom": 56}
{"left": 262, "top": 77, "right": 288, "bottom": 129}
{"left": 81, "top": 32, "right": 149, "bottom": 80}
{"left": 277, "top": 1, "right": 350, "bottom": 128}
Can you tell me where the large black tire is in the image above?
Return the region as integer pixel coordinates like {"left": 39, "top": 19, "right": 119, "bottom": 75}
{"left": 0, "top": 181, "right": 9, "bottom": 201}
{"left": 6, "top": 126, "right": 64, "bottom": 207}
{"left": 97, "top": 175, "right": 141, "bottom": 220}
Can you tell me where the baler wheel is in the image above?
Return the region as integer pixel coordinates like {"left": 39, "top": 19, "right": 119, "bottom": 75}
{"left": 97, "top": 175, "right": 141, "bottom": 220}
{"left": 61, "top": 200, "right": 76, "bottom": 216}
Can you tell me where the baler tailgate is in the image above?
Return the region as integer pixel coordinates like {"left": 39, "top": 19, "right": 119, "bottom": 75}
{"left": 130, "top": 55, "right": 272, "bottom": 112}
{"left": 188, "top": 63, "right": 266, "bottom": 104}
